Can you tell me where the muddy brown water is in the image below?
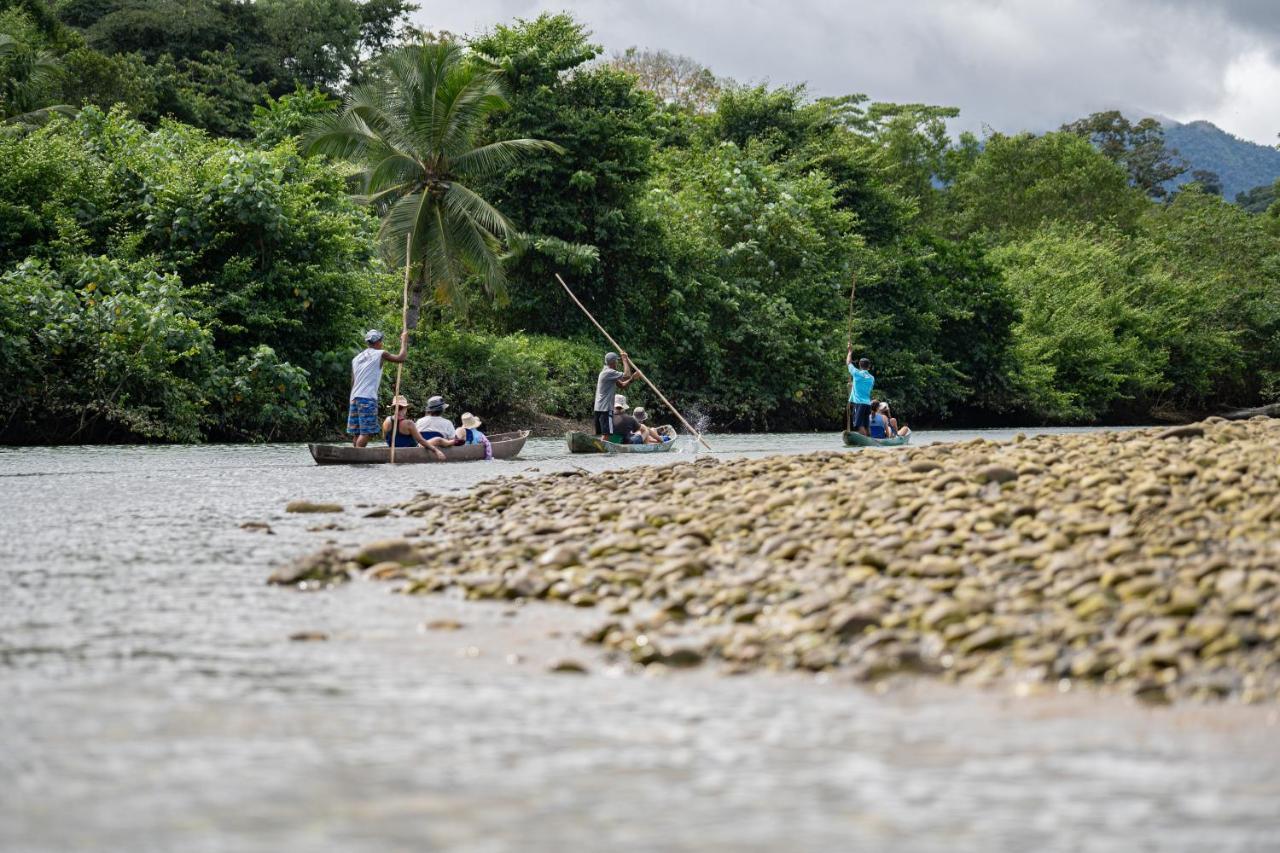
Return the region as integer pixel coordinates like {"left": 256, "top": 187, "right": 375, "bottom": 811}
{"left": 3, "top": 431, "right": 1279, "bottom": 852}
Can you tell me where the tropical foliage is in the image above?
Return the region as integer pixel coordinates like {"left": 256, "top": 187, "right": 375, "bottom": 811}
{"left": 0, "top": 107, "right": 386, "bottom": 441}
{"left": 1, "top": 9, "right": 1278, "bottom": 443}
{"left": 304, "top": 41, "right": 562, "bottom": 326}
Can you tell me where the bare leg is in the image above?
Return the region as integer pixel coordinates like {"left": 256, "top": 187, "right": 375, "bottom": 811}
{"left": 354, "top": 434, "right": 370, "bottom": 448}
{"left": 423, "top": 437, "right": 449, "bottom": 461}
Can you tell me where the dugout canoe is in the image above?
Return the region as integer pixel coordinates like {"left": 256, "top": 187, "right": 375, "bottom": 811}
{"left": 308, "top": 431, "right": 529, "bottom": 465}
{"left": 566, "top": 429, "right": 679, "bottom": 454}
{"left": 842, "top": 431, "right": 912, "bottom": 448}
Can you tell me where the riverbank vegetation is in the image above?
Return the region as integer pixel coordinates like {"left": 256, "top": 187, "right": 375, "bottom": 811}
{"left": 2, "top": 4, "right": 1278, "bottom": 442}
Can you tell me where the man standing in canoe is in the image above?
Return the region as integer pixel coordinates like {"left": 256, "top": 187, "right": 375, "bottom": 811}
{"left": 594, "top": 351, "right": 635, "bottom": 438}
{"left": 846, "top": 346, "right": 874, "bottom": 436}
{"left": 348, "top": 329, "right": 408, "bottom": 447}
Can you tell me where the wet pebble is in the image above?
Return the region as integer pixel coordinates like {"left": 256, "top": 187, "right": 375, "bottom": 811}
{"left": 278, "top": 418, "right": 1280, "bottom": 704}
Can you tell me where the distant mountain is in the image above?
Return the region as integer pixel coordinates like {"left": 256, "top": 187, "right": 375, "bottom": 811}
{"left": 1160, "top": 119, "right": 1280, "bottom": 203}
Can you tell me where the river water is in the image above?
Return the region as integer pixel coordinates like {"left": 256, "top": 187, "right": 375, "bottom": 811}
{"left": 2, "top": 430, "right": 1278, "bottom": 852}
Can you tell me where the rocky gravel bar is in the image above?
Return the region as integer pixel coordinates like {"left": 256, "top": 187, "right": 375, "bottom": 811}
{"left": 274, "top": 418, "right": 1280, "bottom": 704}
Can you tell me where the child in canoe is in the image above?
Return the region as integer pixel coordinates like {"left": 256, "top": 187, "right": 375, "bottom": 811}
{"left": 453, "top": 412, "right": 493, "bottom": 460}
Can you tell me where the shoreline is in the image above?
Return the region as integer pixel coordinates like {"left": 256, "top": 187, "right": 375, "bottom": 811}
{"left": 5, "top": 406, "right": 1273, "bottom": 447}
{"left": 273, "top": 417, "right": 1280, "bottom": 706}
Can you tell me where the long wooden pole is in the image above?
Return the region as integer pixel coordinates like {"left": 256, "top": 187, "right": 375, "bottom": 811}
{"left": 389, "top": 232, "right": 410, "bottom": 465}
{"left": 555, "top": 273, "right": 712, "bottom": 452}
{"left": 845, "top": 273, "right": 857, "bottom": 433}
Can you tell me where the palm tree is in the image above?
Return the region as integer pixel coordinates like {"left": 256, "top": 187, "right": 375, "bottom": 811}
{"left": 0, "top": 34, "right": 76, "bottom": 133}
{"left": 305, "top": 41, "right": 563, "bottom": 327}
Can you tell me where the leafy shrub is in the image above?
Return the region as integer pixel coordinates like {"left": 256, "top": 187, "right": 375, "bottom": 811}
{"left": 392, "top": 328, "right": 599, "bottom": 424}
{"left": 0, "top": 107, "right": 383, "bottom": 442}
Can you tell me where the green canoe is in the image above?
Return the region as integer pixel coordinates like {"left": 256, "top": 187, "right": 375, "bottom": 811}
{"left": 842, "top": 431, "right": 912, "bottom": 448}
{"left": 566, "top": 430, "right": 680, "bottom": 454}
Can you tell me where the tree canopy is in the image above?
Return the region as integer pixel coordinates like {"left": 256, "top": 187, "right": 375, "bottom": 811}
{"left": 2, "top": 9, "right": 1277, "bottom": 443}
{"left": 305, "top": 41, "right": 563, "bottom": 326}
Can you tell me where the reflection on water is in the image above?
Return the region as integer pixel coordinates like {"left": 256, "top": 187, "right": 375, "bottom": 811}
{"left": 2, "top": 430, "right": 1278, "bottom": 852}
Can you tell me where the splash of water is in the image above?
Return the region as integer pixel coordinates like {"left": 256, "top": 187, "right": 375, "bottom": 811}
{"left": 681, "top": 404, "right": 713, "bottom": 437}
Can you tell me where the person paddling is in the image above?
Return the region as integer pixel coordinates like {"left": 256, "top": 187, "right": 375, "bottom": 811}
{"left": 348, "top": 329, "right": 408, "bottom": 447}
{"left": 846, "top": 347, "right": 875, "bottom": 437}
{"left": 593, "top": 351, "right": 635, "bottom": 438}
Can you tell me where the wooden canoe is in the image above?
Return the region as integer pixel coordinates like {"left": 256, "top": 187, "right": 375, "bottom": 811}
{"left": 309, "top": 431, "right": 529, "bottom": 465}
{"left": 566, "top": 428, "right": 679, "bottom": 454}
{"left": 842, "top": 431, "right": 912, "bottom": 448}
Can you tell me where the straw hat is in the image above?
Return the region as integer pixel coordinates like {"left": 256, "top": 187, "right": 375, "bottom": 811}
{"left": 460, "top": 412, "right": 482, "bottom": 430}
{"left": 390, "top": 395, "right": 409, "bottom": 409}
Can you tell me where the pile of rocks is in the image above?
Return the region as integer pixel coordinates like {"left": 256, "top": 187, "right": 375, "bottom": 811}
{"left": 274, "top": 418, "right": 1280, "bottom": 703}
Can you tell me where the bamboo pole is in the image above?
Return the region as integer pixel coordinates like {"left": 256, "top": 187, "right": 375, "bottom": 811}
{"left": 389, "top": 232, "right": 410, "bottom": 464}
{"left": 555, "top": 273, "right": 712, "bottom": 452}
{"left": 845, "top": 273, "right": 857, "bottom": 433}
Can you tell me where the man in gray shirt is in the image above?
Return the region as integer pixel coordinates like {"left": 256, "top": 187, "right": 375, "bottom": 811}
{"left": 593, "top": 351, "right": 635, "bottom": 437}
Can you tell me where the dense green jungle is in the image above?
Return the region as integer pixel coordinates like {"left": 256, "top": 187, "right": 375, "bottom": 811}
{"left": 2, "top": 1, "right": 1278, "bottom": 442}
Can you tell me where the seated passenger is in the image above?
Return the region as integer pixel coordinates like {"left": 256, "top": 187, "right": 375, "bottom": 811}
{"left": 415, "top": 395, "right": 458, "bottom": 442}
{"left": 882, "top": 401, "right": 910, "bottom": 437}
{"left": 869, "top": 403, "right": 894, "bottom": 439}
{"left": 610, "top": 396, "right": 643, "bottom": 444}
{"left": 632, "top": 407, "right": 669, "bottom": 444}
{"left": 383, "top": 395, "right": 446, "bottom": 460}
{"left": 454, "top": 412, "right": 493, "bottom": 460}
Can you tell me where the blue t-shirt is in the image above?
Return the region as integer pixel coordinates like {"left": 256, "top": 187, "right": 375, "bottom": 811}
{"left": 849, "top": 366, "right": 874, "bottom": 404}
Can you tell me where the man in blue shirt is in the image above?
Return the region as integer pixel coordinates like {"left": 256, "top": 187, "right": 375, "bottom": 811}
{"left": 846, "top": 346, "right": 875, "bottom": 436}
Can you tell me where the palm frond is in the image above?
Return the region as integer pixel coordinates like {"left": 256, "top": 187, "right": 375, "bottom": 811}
{"left": 433, "top": 65, "right": 509, "bottom": 159}
{"left": 353, "top": 180, "right": 414, "bottom": 211}
{"left": 447, "top": 213, "right": 508, "bottom": 304}
{"left": 303, "top": 110, "right": 380, "bottom": 161}
{"left": 379, "top": 190, "right": 429, "bottom": 269}
{"left": 3, "top": 104, "right": 77, "bottom": 130}
{"left": 365, "top": 151, "right": 424, "bottom": 196}
{"left": 425, "top": 203, "right": 462, "bottom": 307}
{"left": 451, "top": 138, "right": 565, "bottom": 180}
{"left": 313, "top": 40, "right": 557, "bottom": 318}
{"left": 442, "top": 180, "right": 515, "bottom": 238}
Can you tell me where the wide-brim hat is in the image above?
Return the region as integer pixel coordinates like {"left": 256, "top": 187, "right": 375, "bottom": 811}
{"left": 614, "top": 394, "right": 628, "bottom": 410}
{"left": 390, "top": 395, "right": 409, "bottom": 409}
{"left": 426, "top": 395, "right": 448, "bottom": 412}
{"left": 460, "top": 412, "right": 482, "bottom": 429}
{"left": 633, "top": 407, "right": 648, "bottom": 422}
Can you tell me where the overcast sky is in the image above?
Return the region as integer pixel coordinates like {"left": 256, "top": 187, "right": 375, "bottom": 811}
{"left": 413, "top": 0, "right": 1280, "bottom": 145}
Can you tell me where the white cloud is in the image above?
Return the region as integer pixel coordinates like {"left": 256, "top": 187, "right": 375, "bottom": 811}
{"left": 1193, "top": 49, "right": 1280, "bottom": 144}
{"left": 412, "top": 0, "right": 1280, "bottom": 144}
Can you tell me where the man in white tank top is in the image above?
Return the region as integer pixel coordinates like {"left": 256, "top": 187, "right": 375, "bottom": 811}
{"left": 347, "top": 329, "right": 408, "bottom": 447}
